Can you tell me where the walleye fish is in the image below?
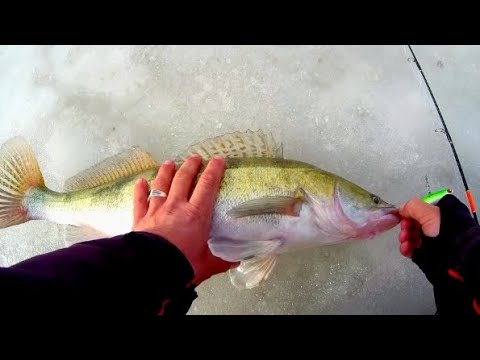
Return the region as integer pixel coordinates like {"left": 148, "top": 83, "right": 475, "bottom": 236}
{"left": 0, "top": 130, "right": 400, "bottom": 289}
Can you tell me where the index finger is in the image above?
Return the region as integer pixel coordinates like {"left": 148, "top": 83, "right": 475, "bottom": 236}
{"left": 189, "top": 156, "right": 226, "bottom": 213}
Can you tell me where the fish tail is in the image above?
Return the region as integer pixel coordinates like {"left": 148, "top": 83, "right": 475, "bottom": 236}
{"left": 0, "top": 137, "right": 46, "bottom": 229}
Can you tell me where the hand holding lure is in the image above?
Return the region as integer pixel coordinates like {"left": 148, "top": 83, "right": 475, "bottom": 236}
{"left": 422, "top": 188, "right": 478, "bottom": 224}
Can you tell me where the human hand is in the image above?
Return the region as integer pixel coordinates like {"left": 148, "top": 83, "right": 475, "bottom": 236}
{"left": 132, "top": 154, "right": 237, "bottom": 285}
{"left": 398, "top": 198, "right": 441, "bottom": 258}
{"left": 398, "top": 195, "right": 480, "bottom": 316}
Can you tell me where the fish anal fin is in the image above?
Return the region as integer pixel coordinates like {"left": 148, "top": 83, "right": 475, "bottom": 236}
{"left": 63, "top": 224, "right": 109, "bottom": 247}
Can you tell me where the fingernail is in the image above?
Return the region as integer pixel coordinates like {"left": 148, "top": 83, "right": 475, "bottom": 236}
{"left": 190, "top": 154, "right": 201, "bottom": 159}
{"left": 136, "top": 178, "right": 145, "bottom": 185}
{"left": 163, "top": 160, "right": 173, "bottom": 166}
{"left": 213, "top": 155, "right": 224, "bottom": 160}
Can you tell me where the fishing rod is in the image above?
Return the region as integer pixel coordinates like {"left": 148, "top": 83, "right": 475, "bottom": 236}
{"left": 407, "top": 45, "right": 478, "bottom": 224}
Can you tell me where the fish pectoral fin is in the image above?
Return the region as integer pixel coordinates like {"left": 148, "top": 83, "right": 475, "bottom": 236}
{"left": 175, "top": 129, "right": 283, "bottom": 163}
{"left": 63, "top": 224, "right": 109, "bottom": 247}
{"left": 227, "top": 189, "right": 305, "bottom": 218}
{"left": 64, "top": 147, "right": 159, "bottom": 191}
{"left": 208, "top": 236, "right": 282, "bottom": 262}
{"left": 229, "top": 255, "right": 278, "bottom": 289}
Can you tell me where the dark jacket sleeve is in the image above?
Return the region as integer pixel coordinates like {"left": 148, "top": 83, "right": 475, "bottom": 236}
{"left": 412, "top": 195, "right": 480, "bottom": 316}
{"left": 0, "top": 231, "right": 197, "bottom": 318}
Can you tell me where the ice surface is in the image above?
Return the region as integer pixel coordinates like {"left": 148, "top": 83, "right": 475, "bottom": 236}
{"left": 411, "top": 45, "right": 480, "bottom": 201}
{"left": 0, "top": 45, "right": 469, "bottom": 314}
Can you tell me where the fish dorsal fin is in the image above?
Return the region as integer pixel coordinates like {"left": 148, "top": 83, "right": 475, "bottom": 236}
{"left": 64, "top": 147, "right": 159, "bottom": 192}
{"left": 175, "top": 129, "right": 283, "bottom": 163}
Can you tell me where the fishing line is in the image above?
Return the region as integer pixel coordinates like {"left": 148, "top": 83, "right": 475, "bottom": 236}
{"left": 407, "top": 45, "right": 478, "bottom": 224}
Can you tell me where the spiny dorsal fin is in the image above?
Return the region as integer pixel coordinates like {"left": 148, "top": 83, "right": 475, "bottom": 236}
{"left": 175, "top": 129, "right": 283, "bottom": 163}
{"left": 64, "top": 147, "right": 159, "bottom": 192}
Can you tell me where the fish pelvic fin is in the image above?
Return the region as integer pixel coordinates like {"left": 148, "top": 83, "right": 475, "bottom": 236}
{"left": 229, "top": 255, "right": 278, "bottom": 289}
{"left": 208, "top": 236, "right": 282, "bottom": 262}
{"left": 0, "top": 136, "right": 46, "bottom": 229}
{"left": 208, "top": 235, "right": 281, "bottom": 289}
{"left": 175, "top": 129, "right": 283, "bottom": 163}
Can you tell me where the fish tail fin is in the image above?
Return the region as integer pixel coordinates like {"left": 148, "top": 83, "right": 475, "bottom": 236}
{"left": 0, "top": 137, "right": 45, "bottom": 229}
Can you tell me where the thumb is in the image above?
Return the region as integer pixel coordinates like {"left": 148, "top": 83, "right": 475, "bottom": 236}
{"left": 399, "top": 198, "right": 441, "bottom": 237}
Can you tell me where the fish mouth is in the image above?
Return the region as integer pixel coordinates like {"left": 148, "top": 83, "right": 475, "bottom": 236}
{"left": 380, "top": 205, "right": 401, "bottom": 221}
{"left": 354, "top": 204, "right": 401, "bottom": 239}
{"left": 389, "top": 208, "right": 401, "bottom": 221}
{"left": 377, "top": 206, "right": 401, "bottom": 230}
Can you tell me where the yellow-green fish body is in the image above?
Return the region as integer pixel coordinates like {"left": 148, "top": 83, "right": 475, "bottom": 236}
{"left": 0, "top": 131, "right": 399, "bottom": 289}
{"left": 25, "top": 169, "right": 159, "bottom": 236}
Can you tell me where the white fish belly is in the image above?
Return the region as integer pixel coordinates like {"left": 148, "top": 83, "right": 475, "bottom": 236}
{"left": 211, "top": 200, "right": 326, "bottom": 256}
{"left": 44, "top": 206, "right": 134, "bottom": 237}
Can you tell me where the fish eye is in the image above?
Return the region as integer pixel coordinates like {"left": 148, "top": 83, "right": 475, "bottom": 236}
{"left": 372, "top": 195, "right": 380, "bottom": 205}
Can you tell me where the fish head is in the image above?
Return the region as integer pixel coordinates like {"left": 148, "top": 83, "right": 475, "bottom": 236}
{"left": 334, "top": 179, "right": 400, "bottom": 240}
